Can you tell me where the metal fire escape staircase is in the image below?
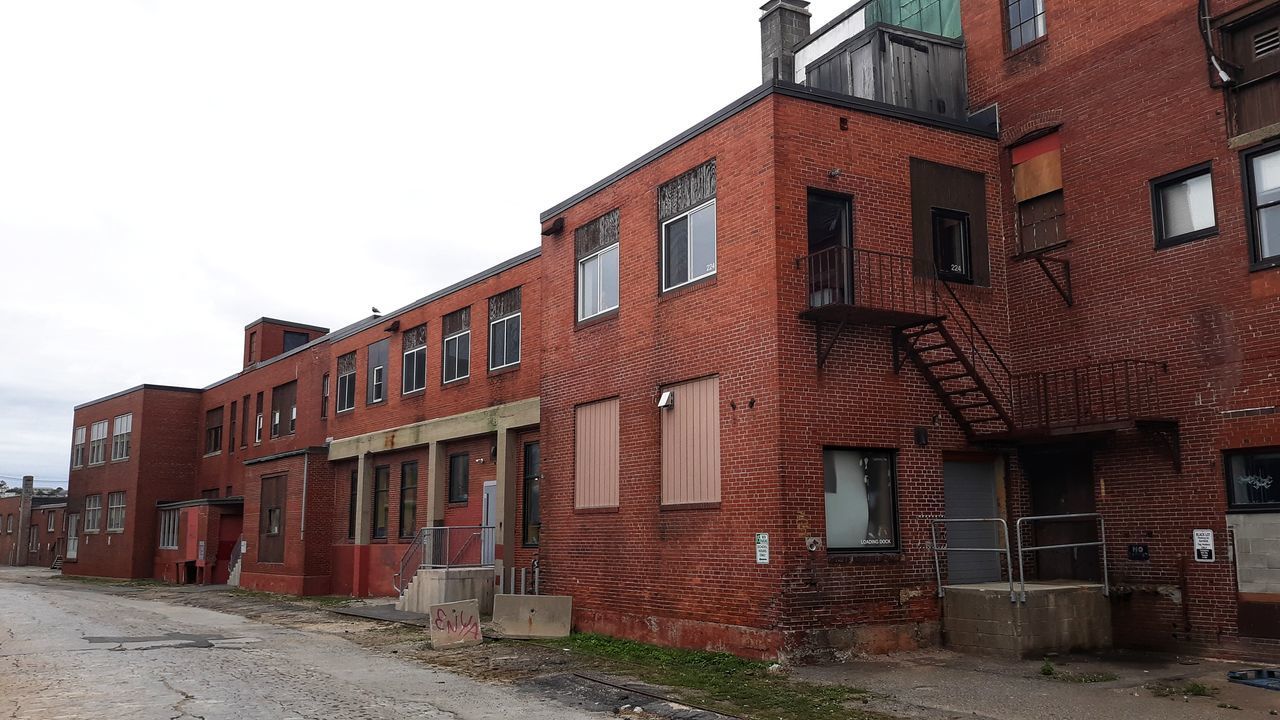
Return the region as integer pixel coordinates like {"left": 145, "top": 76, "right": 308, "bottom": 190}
{"left": 801, "top": 246, "right": 1180, "bottom": 458}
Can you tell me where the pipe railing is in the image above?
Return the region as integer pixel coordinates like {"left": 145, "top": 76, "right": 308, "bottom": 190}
{"left": 804, "top": 246, "right": 939, "bottom": 319}
{"left": 1014, "top": 513, "right": 1108, "bottom": 602}
{"left": 1012, "top": 360, "right": 1167, "bottom": 430}
{"left": 928, "top": 517, "right": 1016, "bottom": 603}
{"left": 393, "top": 525, "right": 496, "bottom": 595}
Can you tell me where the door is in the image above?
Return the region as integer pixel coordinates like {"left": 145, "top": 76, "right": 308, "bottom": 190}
{"left": 1022, "top": 448, "right": 1100, "bottom": 581}
{"left": 481, "top": 481, "right": 496, "bottom": 566}
{"left": 943, "top": 460, "right": 1001, "bottom": 584}
{"left": 66, "top": 514, "right": 79, "bottom": 560}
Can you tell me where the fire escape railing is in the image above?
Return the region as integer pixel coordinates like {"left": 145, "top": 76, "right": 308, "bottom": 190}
{"left": 805, "top": 246, "right": 939, "bottom": 319}
{"left": 1011, "top": 360, "right": 1168, "bottom": 430}
{"left": 802, "top": 246, "right": 1170, "bottom": 434}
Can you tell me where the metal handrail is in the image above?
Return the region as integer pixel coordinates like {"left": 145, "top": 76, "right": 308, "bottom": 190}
{"left": 936, "top": 280, "right": 1013, "bottom": 405}
{"left": 1014, "top": 513, "right": 1108, "bottom": 602}
{"left": 393, "top": 528, "right": 426, "bottom": 594}
{"left": 928, "top": 517, "right": 1016, "bottom": 603}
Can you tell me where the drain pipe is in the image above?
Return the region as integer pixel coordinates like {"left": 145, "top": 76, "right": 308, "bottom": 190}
{"left": 300, "top": 452, "right": 309, "bottom": 540}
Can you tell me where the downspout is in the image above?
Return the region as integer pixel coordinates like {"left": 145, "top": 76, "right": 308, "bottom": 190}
{"left": 300, "top": 452, "right": 309, "bottom": 540}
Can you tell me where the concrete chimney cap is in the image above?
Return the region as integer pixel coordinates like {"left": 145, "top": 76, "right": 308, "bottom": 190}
{"left": 760, "top": 0, "right": 811, "bottom": 17}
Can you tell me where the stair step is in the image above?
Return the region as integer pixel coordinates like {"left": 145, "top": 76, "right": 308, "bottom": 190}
{"left": 954, "top": 400, "right": 993, "bottom": 409}
{"left": 902, "top": 326, "right": 941, "bottom": 339}
{"left": 935, "top": 373, "right": 973, "bottom": 382}
{"left": 914, "top": 343, "right": 950, "bottom": 353}
{"left": 924, "top": 358, "right": 960, "bottom": 367}
{"left": 944, "top": 388, "right": 980, "bottom": 395}
{"left": 965, "top": 415, "right": 1005, "bottom": 424}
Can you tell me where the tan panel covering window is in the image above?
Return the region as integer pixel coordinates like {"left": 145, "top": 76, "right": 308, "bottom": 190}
{"left": 1011, "top": 149, "right": 1063, "bottom": 203}
{"left": 660, "top": 376, "right": 720, "bottom": 506}
{"left": 575, "top": 398, "right": 620, "bottom": 509}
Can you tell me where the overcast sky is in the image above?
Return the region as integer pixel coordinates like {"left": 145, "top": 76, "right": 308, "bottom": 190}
{"left": 0, "top": 1, "right": 851, "bottom": 489}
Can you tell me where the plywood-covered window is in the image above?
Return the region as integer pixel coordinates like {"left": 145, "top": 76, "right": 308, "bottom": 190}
{"left": 660, "top": 376, "right": 721, "bottom": 507}
{"left": 259, "top": 474, "right": 286, "bottom": 563}
{"left": 575, "top": 398, "right": 619, "bottom": 509}
{"left": 1010, "top": 132, "right": 1065, "bottom": 255}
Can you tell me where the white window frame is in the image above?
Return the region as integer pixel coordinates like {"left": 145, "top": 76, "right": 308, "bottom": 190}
{"left": 111, "top": 413, "right": 133, "bottom": 461}
{"left": 271, "top": 409, "right": 281, "bottom": 438}
{"left": 403, "top": 345, "right": 426, "bottom": 394}
{"left": 106, "top": 491, "right": 126, "bottom": 533}
{"left": 88, "top": 421, "right": 108, "bottom": 465}
{"left": 289, "top": 405, "right": 296, "bottom": 434}
{"left": 255, "top": 413, "right": 264, "bottom": 443}
{"left": 71, "top": 426, "right": 86, "bottom": 469}
{"left": 577, "top": 243, "right": 620, "bottom": 321}
{"left": 83, "top": 495, "right": 102, "bottom": 533}
{"left": 442, "top": 328, "right": 471, "bottom": 384}
{"left": 489, "top": 312, "right": 521, "bottom": 371}
{"left": 661, "top": 198, "right": 717, "bottom": 292}
{"left": 47, "top": 511, "right": 55, "bottom": 533}
{"left": 371, "top": 364, "right": 385, "bottom": 402}
{"left": 336, "top": 368, "right": 356, "bottom": 413}
{"left": 159, "top": 509, "right": 179, "bottom": 549}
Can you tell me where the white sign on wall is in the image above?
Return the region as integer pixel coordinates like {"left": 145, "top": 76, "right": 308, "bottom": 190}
{"left": 1193, "top": 529, "right": 1215, "bottom": 563}
{"left": 755, "top": 533, "right": 770, "bottom": 564}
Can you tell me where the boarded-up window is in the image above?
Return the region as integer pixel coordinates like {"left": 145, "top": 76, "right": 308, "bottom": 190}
{"left": 1223, "top": 6, "right": 1280, "bottom": 137}
{"left": 270, "top": 381, "right": 297, "bottom": 437}
{"left": 660, "top": 376, "right": 720, "bottom": 506}
{"left": 575, "top": 398, "right": 620, "bottom": 509}
{"left": 259, "top": 474, "right": 286, "bottom": 563}
{"left": 910, "top": 158, "right": 990, "bottom": 284}
{"left": 1010, "top": 132, "right": 1065, "bottom": 254}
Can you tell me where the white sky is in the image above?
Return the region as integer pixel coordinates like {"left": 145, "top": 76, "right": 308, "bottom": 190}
{"left": 0, "top": 1, "right": 851, "bottom": 489}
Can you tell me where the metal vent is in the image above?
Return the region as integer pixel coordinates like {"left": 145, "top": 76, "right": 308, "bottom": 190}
{"left": 1256, "top": 26, "right": 1280, "bottom": 58}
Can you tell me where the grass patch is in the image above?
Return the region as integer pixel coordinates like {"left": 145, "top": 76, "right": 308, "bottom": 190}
{"left": 1147, "top": 681, "right": 1218, "bottom": 698}
{"left": 538, "top": 633, "right": 884, "bottom": 720}
{"left": 1037, "top": 660, "right": 1117, "bottom": 684}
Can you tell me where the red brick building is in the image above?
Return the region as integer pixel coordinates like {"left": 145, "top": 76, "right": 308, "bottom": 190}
{"left": 63, "top": 0, "right": 1280, "bottom": 661}
{"left": 0, "top": 478, "right": 66, "bottom": 569}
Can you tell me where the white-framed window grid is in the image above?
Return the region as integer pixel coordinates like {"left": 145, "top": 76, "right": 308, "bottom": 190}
{"left": 159, "top": 510, "right": 180, "bottom": 549}
{"left": 661, "top": 198, "right": 717, "bottom": 292}
{"left": 83, "top": 494, "right": 102, "bottom": 533}
{"left": 443, "top": 329, "right": 470, "bottom": 384}
{"left": 577, "top": 243, "right": 620, "bottom": 321}
{"left": 106, "top": 491, "right": 126, "bottom": 533}
{"left": 371, "top": 365, "right": 385, "bottom": 402}
{"left": 88, "top": 420, "right": 109, "bottom": 465}
{"left": 336, "top": 368, "right": 356, "bottom": 412}
{"left": 489, "top": 312, "right": 521, "bottom": 370}
{"left": 289, "top": 405, "right": 296, "bottom": 434}
{"left": 47, "top": 511, "right": 55, "bottom": 533}
{"left": 271, "top": 409, "right": 281, "bottom": 438}
{"left": 71, "top": 426, "right": 86, "bottom": 469}
{"left": 111, "top": 413, "right": 133, "bottom": 461}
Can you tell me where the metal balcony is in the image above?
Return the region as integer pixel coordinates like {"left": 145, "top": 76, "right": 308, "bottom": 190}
{"left": 801, "top": 246, "right": 942, "bottom": 327}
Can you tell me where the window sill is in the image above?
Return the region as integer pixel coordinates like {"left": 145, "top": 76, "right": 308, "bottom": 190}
{"left": 401, "top": 388, "right": 426, "bottom": 399}
{"left": 576, "top": 308, "right": 619, "bottom": 331}
{"left": 660, "top": 501, "right": 721, "bottom": 511}
{"left": 488, "top": 364, "right": 520, "bottom": 378}
{"left": 1004, "top": 35, "right": 1047, "bottom": 60}
{"left": 1226, "top": 505, "right": 1280, "bottom": 514}
{"left": 203, "top": 451, "right": 221, "bottom": 458}
{"left": 106, "top": 529, "right": 124, "bottom": 535}
{"left": 573, "top": 506, "right": 620, "bottom": 515}
{"left": 366, "top": 399, "right": 386, "bottom": 408}
{"left": 447, "top": 500, "right": 469, "bottom": 507}
{"left": 442, "top": 377, "right": 471, "bottom": 389}
{"left": 1250, "top": 256, "right": 1280, "bottom": 273}
{"left": 1155, "top": 227, "right": 1217, "bottom": 250}
{"left": 87, "top": 462, "right": 105, "bottom": 468}
{"left": 826, "top": 550, "right": 902, "bottom": 563}
{"left": 659, "top": 273, "right": 717, "bottom": 300}
{"left": 336, "top": 408, "right": 355, "bottom": 415}
{"left": 110, "top": 457, "right": 130, "bottom": 463}
{"left": 1011, "top": 241, "right": 1069, "bottom": 261}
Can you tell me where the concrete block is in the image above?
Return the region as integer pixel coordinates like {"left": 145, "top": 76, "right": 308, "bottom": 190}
{"left": 427, "top": 599, "right": 482, "bottom": 650}
{"left": 397, "top": 567, "right": 495, "bottom": 615}
{"left": 490, "top": 594, "right": 572, "bottom": 639}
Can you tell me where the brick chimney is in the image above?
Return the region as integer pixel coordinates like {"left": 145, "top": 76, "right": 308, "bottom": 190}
{"left": 760, "top": 0, "right": 811, "bottom": 84}
{"left": 16, "top": 476, "right": 33, "bottom": 567}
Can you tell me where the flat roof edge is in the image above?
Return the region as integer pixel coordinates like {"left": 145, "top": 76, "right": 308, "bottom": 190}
{"left": 74, "top": 384, "right": 203, "bottom": 411}
{"left": 244, "top": 317, "right": 331, "bottom": 333}
{"left": 539, "top": 81, "right": 995, "bottom": 222}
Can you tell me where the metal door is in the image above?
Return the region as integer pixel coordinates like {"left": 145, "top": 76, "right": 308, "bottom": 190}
{"left": 943, "top": 460, "right": 1000, "bottom": 583}
{"left": 1023, "top": 448, "right": 1100, "bottom": 581}
{"left": 481, "top": 481, "right": 496, "bottom": 566}
{"left": 66, "top": 514, "right": 79, "bottom": 560}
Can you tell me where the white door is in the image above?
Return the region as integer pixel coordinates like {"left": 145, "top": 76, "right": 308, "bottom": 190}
{"left": 481, "top": 481, "right": 496, "bottom": 566}
{"left": 66, "top": 514, "right": 79, "bottom": 560}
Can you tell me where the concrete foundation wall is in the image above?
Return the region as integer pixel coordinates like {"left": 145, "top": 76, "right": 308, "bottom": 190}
{"left": 397, "top": 567, "right": 495, "bottom": 615}
{"left": 943, "top": 583, "right": 1111, "bottom": 657}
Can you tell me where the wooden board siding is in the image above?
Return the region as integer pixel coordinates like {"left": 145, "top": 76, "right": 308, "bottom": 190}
{"left": 574, "top": 398, "right": 619, "bottom": 509}
{"left": 660, "top": 376, "right": 721, "bottom": 507}
{"left": 258, "top": 475, "right": 285, "bottom": 564}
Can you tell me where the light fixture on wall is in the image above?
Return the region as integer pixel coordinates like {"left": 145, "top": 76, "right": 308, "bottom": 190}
{"left": 828, "top": 168, "right": 842, "bottom": 179}
{"left": 657, "top": 390, "right": 675, "bottom": 410}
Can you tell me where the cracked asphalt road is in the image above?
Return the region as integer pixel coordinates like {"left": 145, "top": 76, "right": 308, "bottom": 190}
{"left": 0, "top": 579, "right": 605, "bottom": 719}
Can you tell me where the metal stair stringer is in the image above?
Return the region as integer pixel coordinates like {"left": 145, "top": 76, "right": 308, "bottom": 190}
{"left": 897, "top": 319, "right": 1015, "bottom": 439}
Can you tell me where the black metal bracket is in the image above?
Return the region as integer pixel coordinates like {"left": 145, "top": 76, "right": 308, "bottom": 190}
{"left": 817, "top": 318, "right": 849, "bottom": 369}
{"left": 1032, "top": 254, "right": 1073, "bottom": 307}
{"left": 1137, "top": 420, "right": 1182, "bottom": 473}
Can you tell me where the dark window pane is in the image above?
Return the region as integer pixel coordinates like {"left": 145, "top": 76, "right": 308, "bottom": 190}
{"left": 373, "top": 467, "right": 389, "bottom": 539}
{"left": 1228, "top": 450, "right": 1280, "bottom": 508}
{"left": 505, "top": 315, "right": 520, "bottom": 365}
{"left": 347, "top": 471, "right": 358, "bottom": 539}
{"left": 664, "top": 216, "right": 689, "bottom": 289}
{"left": 449, "top": 453, "right": 469, "bottom": 503}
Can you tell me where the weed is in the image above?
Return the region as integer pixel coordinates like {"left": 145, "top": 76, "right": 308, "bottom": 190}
{"left": 1147, "top": 681, "right": 1218, "bottom": 698}
{"left": 1038, "top": 659, "right": 1117, "bottom": 683}
{"left": 538, "top": 633, "right": 886, "bottom": 720}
